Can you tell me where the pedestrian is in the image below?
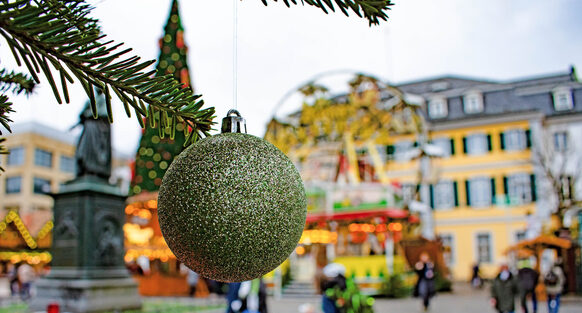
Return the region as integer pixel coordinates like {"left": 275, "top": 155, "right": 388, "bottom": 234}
{"left": 226, "top": 282, "right": 242, "bottom": 313}
{"left": 17, "top": 262, "right": 35, "bottom": 300}
{"left": 320, "top": 274, "right": 346, "bottom": 313}
{"left": 226, "top": 279, "right": 268, "bottom": 313}
{"left": 471, "top": 262, "right": 482, "bottom": 288}
{"left": 320, "top": 263, "right": 347, "bottom": 313}
{"left": 257, "top": 279, "right": 268, "bottom": 313}
{"left": 517, "top": 264, "right": 538, "bottom": 313}
{"left": 414, "top": 252, "right": 436, "bottom": 312}
{"left": 544, "top": 260, "right": 565, "bottom": 313}
{"left": 187, "top": 270, "right": 199, "bottom": 297}
{"left": 7, "top": 263, "right": 19, "bottom": 297}
{"left": 490, "top": 264, "right": 518, "bottom": 313}
{"left": 206, "top": 278, "right": 221, "bottom": 295}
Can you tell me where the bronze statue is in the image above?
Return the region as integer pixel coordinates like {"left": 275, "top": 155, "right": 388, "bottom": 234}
{"left": 75, "top": 88, "right": 111, "bottom": 179}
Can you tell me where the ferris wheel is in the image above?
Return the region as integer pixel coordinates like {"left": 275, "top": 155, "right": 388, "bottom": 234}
{"left": 265, "top": 70, "right": 428, "bottom": 185}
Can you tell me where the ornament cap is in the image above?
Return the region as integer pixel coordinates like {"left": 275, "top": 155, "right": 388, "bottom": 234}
{"left": 221, "top": 109, "right": 247, "bottom": 134}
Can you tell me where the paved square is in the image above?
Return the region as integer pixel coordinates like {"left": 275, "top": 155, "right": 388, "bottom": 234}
{"left": 267, "top": 284, "right": 582, "bottom": 313}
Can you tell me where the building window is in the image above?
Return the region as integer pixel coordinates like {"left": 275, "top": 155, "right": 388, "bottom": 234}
{"left": 515, "top": 231, "right": 526, "bottom": 243}
{"left": 476, "top": 233, "right": 492, "bottom": 263}
{"left": 506, "top": 173, "right": 532, "bottom": 205}
{"left": 428, "top": 97, "right": 448, "bottom": 119}
{"left": 468, "top": 177, "right": 492, "bottom": 208}
{"left": 554, "top": 132, "right": 568, "bottom": 152}
{"left": 430, "top": 82, "right": 451, "bottom": 92}
{"left": 503, "top": 129, "right": 527, "bottom": 151}
{"left": 552, "top": 88, "right": 573, "bottom": 111}
{"left": 394, "top": 141, "right": 414, "bottom": 162}
{"left": 463, "top": 92, "right": 484, "bottom": 114}
{"left": 431, "top": 138, "right": 454, "bottom": 157}
{"left": 3, "top": 205, "right": 19, "bottom": 213}
{"left": 433, "top": 181, "right": 455, "bottom": 210}
{"left": 5, "top": 176, "right": 22, "bottom": 194}
{"left": 7, "top": 146, "right": 25, "bottom": 166}
{"left": 34, "top": 148, "right": 53, "bottom": 168}
{"left": 440, "top": 234, "right": 455, "bottom": 265}
{"left": 32, "top": 205, "right": 50, "bottom": 211}
{"left": 60, "top": 155, "right": 76, "bottom": 173}
{"left": 465, "top": 134, "right": 489, "bottom": 156}
{"left": 33, "top": 177, "right": 51, "bottom": 194}
{"left": 560, "top": 175, "right": 574, "bottom": 201}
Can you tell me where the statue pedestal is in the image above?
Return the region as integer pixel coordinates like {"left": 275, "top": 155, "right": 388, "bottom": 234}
{"left": 30, "top": 177, "right": 141, "bottom": 313}
{"left": 32, "top": 278, "right": 140, "bottom": 313}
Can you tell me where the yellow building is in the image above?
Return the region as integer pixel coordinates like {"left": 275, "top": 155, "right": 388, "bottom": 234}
{"left": 0, "top": 122, "right": 77, "bottom": 234}
{"left": 384, "top": 113, "right": 536, "bottom": 280}
{"left": 395, "top": 68, "right": 582, "bottom": 280}
{"left": 0, "top": 122, "right": 131, "bottom": 264}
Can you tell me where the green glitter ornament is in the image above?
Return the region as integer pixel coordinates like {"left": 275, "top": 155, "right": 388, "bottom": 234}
{"left": 158, "top": 110, "right": 307, "bottom": 282}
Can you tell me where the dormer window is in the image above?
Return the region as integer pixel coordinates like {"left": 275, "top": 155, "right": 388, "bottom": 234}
{"left": 430, "top": 82, "right": 451, "bottom": 92}
{"left": 552, "top": 87, "right": 573, "bottom": 111}
{"left": 463, "top": 92, "right": 483, "bottom": 114}
{"left": 428, "top": 97, "right": 448, "bottom": 118}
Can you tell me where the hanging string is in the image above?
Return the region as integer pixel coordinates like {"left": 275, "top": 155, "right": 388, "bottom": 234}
{"left": 233, "top": 0, "right": 238, "bottom": 110}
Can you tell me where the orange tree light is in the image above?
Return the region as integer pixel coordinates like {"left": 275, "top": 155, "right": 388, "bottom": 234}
{"left": 388, "top": 222, "right": 402, "bottom": 232}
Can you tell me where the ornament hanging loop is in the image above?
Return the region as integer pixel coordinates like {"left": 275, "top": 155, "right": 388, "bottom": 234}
{"left": 221, "top": 109, "right": 247, "bottom": 134}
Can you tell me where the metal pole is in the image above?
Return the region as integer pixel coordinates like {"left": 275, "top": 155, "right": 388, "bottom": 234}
{"left": 418, "top": 129, "right": 436, "bottom": 240}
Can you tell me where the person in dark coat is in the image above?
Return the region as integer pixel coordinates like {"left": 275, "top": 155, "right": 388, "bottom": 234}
{"left": 415, "top": 252, "right": 436, "bottom": 312}
{"left": 226, "top": 282, "right": 242, "bottom": 313}
{"left": 226, "top": 279, "right": 268, "bottom": 313}
{"left": 491, "top": 264, "right": 518, "bottom": 313}
{"left": 320, "top": 273, "right": 347, "bottom": 313}
{"left": 517, "top": 265, "right": 539, "bottom": 313}
{"left": 257, "top": 279, "right": 268, "bottom": 313}
{"left": 471, "top": 262, "right": 482, "bottom": 288}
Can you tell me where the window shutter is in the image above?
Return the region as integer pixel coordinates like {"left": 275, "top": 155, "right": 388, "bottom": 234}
{"left": 525, "top": 129, "right": 532, "bottom": 148}
{"left": 450, "top": 138, "right": 455, "bottom": 155}
{"left": 462, "top": 137, "right": 468, "bottom": 154}
{"left": 429, "top": 184, "right": 435, "bottom": 210}
{"left": 491, "top": 178, "right": 496, "bottom": 204}
{"left": 567, "top": 176, "right": 574, "bottom": 199}
{"left": 487, "top": 134, "right": 492, "bottom": 151}
{"left": 386, "top": 145, "right": 395, "bottom": 157}
{"left": 530, "top": 174, "right": 537, "bottom": 202}
{"left": 465, "top": 180, "right": 471, "bottom": 207}
{"left": 503, "top": 176, "right": 508, "bottom": 195}
{"left": 500, "top": 132, "right": 505, "bottom": 150}
{"left": 453, "top": 181, "right": 459, "bottom": 207}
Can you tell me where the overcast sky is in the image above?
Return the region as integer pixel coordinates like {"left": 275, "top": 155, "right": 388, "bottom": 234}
{"left": 5, "top": 0, "right": 582, "bottom": 156}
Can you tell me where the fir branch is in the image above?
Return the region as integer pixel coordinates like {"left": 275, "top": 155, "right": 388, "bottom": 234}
{"left": 259, "top": 0, "right": 394, "bottom": 25}
{"left": 0, "top": 94, "right": 14, "bottom": 134}
{"left": 0, "top": 0, "right": 393, "bottom": 168}
{"left": 0, "top": 69, "right": 34, "bottom": 95}
{"left": 0, "top": 0, "right": 215, "bottom": 146}
{"left": 0, "top": 138, "right": 6, "bottom": 171}
{"left": 0, "top": 94, "right": 14, "bottom": 161}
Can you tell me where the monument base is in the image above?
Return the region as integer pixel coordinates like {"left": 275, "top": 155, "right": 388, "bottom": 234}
{"left": 30, "top": 277, "right": 142, "bottom": 313}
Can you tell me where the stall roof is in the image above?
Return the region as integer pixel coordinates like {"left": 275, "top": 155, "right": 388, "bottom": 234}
{"left": 306, "top": 208, "right": 419, "bottom": 223}
{"left": 505, "top": 235, "right": 572, "bottom": 254}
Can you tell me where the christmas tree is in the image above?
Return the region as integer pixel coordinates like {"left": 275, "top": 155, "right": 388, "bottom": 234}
{"left": 123, "top": 0, "right": 196, "bottom": 268}
{"left": 129, "top": 0, "right": 192, "bottom": 196}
